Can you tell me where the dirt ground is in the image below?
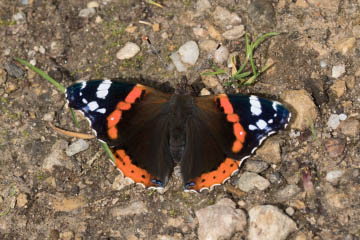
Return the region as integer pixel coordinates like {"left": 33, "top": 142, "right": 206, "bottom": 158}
{"left": 0, "top": 0, "right": 359, "bottom": 239}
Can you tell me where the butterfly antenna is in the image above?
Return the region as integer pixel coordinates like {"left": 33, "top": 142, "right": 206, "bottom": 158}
{"left": 142, "top": 36, "right": 168, "bottom": 69}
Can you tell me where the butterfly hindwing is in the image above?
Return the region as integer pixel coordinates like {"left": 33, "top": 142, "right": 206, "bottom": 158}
{"left": 182, "top": 94, "right": 290, "bottom": 192}
{"left": 66, "top": 80, "right": 173, "bottom": 189}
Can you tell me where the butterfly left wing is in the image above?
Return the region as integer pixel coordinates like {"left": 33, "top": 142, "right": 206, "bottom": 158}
{"left": 182, "top": 94, "right": 290, "bottom": 192}
{"left": 66, "top": 80, "right": 174, "bottom": 189}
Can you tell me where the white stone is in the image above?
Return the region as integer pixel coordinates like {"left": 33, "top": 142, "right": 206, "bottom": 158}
{"left": 170, "top": 52, "right": 188, "bottom": 72}
{"left": 87, "top": 1, "right": 100, "bottom": 8}
{"left": 213, "top": 45, "right": 229, "bottom": 64}
{"left": 327, "top": 114, "right": 341, "bottom": 130}
{"left": 178, "top": 41, "right": 199, "bottom": 65}
{"left": 78, "top": 8, "right": 96, "bottom": 18}
{"left": 326, "top": 170, "right": 344, "bottom": 183}
{"left": 332, "top": 64, "right": 346, "bottom": 78}
{"left": 66, "top": 139, "right": 89, "bottom": 156}
{"left": 116, "top": 42, "right": 140, "bottom": 60}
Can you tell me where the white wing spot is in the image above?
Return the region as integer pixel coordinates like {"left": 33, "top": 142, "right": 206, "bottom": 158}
{"left": 82, "top": 98, "right": 88, "bottom": 104}
{"left": 88, "top": 101, "right": 99, "bottom": 111}
{"left": 96, "top": 81, "right": 112, "bottom": 99}
{"left": 256, "top": 119, "right": 267, "bottom": 130}
{"left": 274, "top": 113, "right": 278, "bottom": 117}
{"left": 249, "top": 124, "right": 257, "bottom": 131}
{"left": 272, "top": 101, "right": 280, "bottom": 111}
{"left": 268, "top": 119, "right": 273, "bottom": 124}
{"left": 250, "top": 96, "right": 262, "bottom": 116}
{"left": 96, "top": 90, "right": 109, "bottom": 99}
{"left": 80, "top": 81, "right": 86, "bottom": 89}
{"left": 96, "top": 108, "right": 106, "bottom": 114}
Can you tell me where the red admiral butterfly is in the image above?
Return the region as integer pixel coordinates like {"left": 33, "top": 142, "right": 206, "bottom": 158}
{"left": 66, "top": 79, "right": 290, "bottom": 192}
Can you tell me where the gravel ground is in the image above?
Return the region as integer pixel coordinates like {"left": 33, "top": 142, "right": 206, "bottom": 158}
{"left": 0, "top": 0, "right": 359, "bottom": 239}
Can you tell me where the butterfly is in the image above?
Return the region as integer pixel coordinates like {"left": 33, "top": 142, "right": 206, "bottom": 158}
{"left": 66, "top": 79, "right": 290, "bottom": 192}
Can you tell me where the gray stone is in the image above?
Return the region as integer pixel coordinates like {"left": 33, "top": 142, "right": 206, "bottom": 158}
{"left": 78, "top": 8, "right": 96, "bottom": 18}
{"left": 116, "top": 42, "right": 140, "bottom": 60}
{"left": 66, "top": 139, "right": 89, "bottom": 156}
{"left": 196, "top": 198, "right": 247, "bottom": 240}
{"left": 222, "top": 25, "right": 245, "bottom": 40}
{"left": 275, "top": 184, "right": 301, "bottom": 202}
{"left": 213, "top": 45, "right": 229, "bottom": 64}
{"left": 244, "top": 160, "right": 269, "bottom": 173}
{"left": 196, "top": 0, "right": 211, "bottom": 12}
{"left": 237, "top": 172, "right": 270, "bottom": 192}
{"left": 170, "top": 52, "right": 188, "bottom": 72}
{"left": 212, "top": 6, "right": 242, "bottom": 28}
{"left": 248, "top": 205, "right": 297, "bottom": 240}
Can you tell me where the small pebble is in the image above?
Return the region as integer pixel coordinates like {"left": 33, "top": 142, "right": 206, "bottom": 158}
{"left": 66, "top": 139, "right": 89, "bottom": 157}
{"left": 269, "top": 172, "right": 281, "bottom": 183}
{"left": 12, "top": 12, "right": 26, "bottom": 23}
{"left": 196, "top": 0, "right": 211, "bottom": 12}
{"left": 78, "top": 8, "right": 96, "bottom": 18}
{"left": 116, "top": 42, "right": 140, "bottom": 60}
{"left": 39, "top": 46, "right": 46, "bottom": 54}
{"left": 324, "top": 138, "right": 345, "bottom": 158}
{"left": 327, "top": 114, "right": 342, "bottom": 130}
{"left": 87, "top": 1, "right": 100, "bottom": 8}
{"left": 199, "top": 88, "right": 211, "bottom": 96}
{"left": 326, "top": 170, "right": 344, "bottom": 183}
{"left": 222, "top": 25, "right": 245, "bottom": 40}
{"left": 237, "top": 172, "right": 270, "bottom": 192}
{"left": 152, "top": 23, "right": 160, "bottom": 32}
{"left": 339, "top": 118, "right": 360, "bottom": 137}
{"left": 275, "top": 184, "right": 301, "bottom": 202}
{"left": 212, "top": 6, "right": 242, "bottom": 28}
{"left": 244, "top": 160, "right": 269, "bottom": 173}
{"left": 213, "top": 45, "right": 229, "bottom": 64}
{"left": 178, "top": 41, "right": 199, "bottom": 65}
{"left": 170, "top": 52, "right": 188, "bottom": 72}
{"left": 320, "top": 60, "right": 327, "bottom": 68}
{"left": 193, "top": 27, "right": 209, "bottom": 38}
{"left": 199, "top": 39, "right": 217, "bottom": 52}
{"left": 285, "top": 207, "right": 295, "bottom": 216}
{"left": 332, "top": 65, "right": 346, "bottom": 78}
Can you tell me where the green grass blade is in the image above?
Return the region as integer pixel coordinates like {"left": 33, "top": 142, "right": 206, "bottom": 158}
{"left": 100, "top": 141, "right": 115, "bottom": 163}
{"left": 70, "top": 108, "right": 80, "bottom": 128}
{"left": 201, "top": 69, "right": 226, "bottom": 76}
{"left": 15, "top": 57, "right": 66, "bottom": 93}
{"left": 15, "top": 57, "right": 79, "bottom": 126}
{"left": 251, "top": 32, "right": 280, "bottom": 50}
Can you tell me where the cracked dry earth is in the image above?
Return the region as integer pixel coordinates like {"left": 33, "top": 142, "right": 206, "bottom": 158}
{"left": 0, "top": 0, "right": 360, "bottom": 239}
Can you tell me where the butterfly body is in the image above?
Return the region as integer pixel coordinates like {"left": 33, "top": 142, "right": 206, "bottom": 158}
{"left": 66, "top": 80, "right": 290, "bottom": 192}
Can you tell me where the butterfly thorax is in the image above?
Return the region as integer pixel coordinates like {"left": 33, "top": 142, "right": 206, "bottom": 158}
{"left": 168, "top": 94, "right": 194, "bottom": 163}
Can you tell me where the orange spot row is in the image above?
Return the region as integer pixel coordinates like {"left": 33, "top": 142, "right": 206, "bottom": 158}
{"left": 106, "top": 86, "right": 144, "bottom": 139}
{"left": 114, "top": 149, "right": 155, "bottom": 187}
{"left": 189, "top": 158, "right": 238, "bottom": 191}
{"left": 216, "top": 96, "right": 247, "bottom": 153}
